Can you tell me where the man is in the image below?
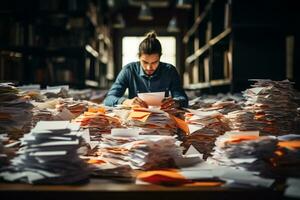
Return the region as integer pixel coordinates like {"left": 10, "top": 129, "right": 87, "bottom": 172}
{"left": 104, "top": 31, "right": 188, "bottom": 109}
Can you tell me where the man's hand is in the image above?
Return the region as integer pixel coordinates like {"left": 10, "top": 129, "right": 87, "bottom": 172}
{"left": 160, "top": 97, "right": 180, "bottom": 110}
{"left": 123, "top": 97, "right": 148, "bottom": 108}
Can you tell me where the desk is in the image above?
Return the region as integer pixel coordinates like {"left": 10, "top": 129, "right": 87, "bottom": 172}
{"left": 0, "top": 179, "right": 284, "bottom": 200}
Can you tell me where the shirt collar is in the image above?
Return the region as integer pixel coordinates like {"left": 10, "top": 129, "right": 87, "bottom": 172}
{"left": 138, "top": 62, "right": 161, "bottom": 78}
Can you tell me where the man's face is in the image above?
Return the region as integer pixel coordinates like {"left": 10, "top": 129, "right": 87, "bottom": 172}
{"left": 139, "top": 53, "right": 160, "bottom": 76}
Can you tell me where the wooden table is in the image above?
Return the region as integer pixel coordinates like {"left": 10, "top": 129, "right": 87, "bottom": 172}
{"left": 0, "top": 178, "right": 285, "bottom": 200}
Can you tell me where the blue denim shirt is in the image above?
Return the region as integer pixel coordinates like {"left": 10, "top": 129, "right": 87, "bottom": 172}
{"left": 104, "top": 61, "right": 188, "bottom": 107}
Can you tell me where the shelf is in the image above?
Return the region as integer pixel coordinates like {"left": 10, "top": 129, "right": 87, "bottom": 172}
{"left": 34, "top": 10, "right": 87, "bottom": 18}
{"left": 0, "top": 45, "right": 103, "bottom": 60}
{"left": 185, "top": 28, "right": 231, "bottom": 64}
{"left": 183, "top": 0, "right": 215, "bottom": 44}
{"left": 184, "top": 79, "right": 231, "bottom": 90}
{"left": 0, "top": 1, "right": 109, "bottom": 90}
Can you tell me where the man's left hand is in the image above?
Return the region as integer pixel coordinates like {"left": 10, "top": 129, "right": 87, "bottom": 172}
{"left": 160, "top": 97, "right": 180, "bottom": 110}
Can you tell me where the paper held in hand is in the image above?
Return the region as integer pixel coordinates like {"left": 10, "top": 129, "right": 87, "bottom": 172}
{"left": 137, "top": 92, "right": 165, "bottom": 106}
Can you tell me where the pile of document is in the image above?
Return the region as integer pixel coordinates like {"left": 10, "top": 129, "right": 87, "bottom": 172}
{"left": 243, "top": 79, "right": 298, "bottom": 135}
{"left": 69, "top": 88, "right": 108, "bottom": 103}
{"left": 183, "top": 109, "right": 230, "bottom": 158}
{"left": 189, "top": 93, "right": 244, "bottom": 112}
{"left": 98, "top": 134, "right": 182, "bottom": 170}
{"left": 40, "top": 85, "right": 69, "bottom": 99}
{"left": 0, "top": 121, "right": 90, "bottom": 184}
{"left": 32, "top": 99, "right": 74, "bottom": 122}
{"left": 284, "top": 178, "right": 300, "bottom": 198}
{"left": 82, "top": 155, "right": 133, "bottom": 180}
{"left": 17, "top": 84, "right": 46, "bottom": 102}
{"left": 225, "top": 110, "right": 259, "bottom": 131}
{"left": 270, "top": 134, "right": 300, "bottom": 177}
{"left": 32, "top": 98, "right": 90, "bottom": 122}
{"left": 296, "top": 107, "right": 300, "bottom": 131}
{"left": 0, "top": 134, "right": 9, "bottom": 167}
{"left": 136, "top": 162, "right": 275, "bottom": 188}
{"left": 183, "top": 128, "right": 221, "bottom": 159}
{"left": 31, "top": 107, "right": 53, "bottom": 128}
{"left": 0, "top": 83, "right": 34, "bottom": 139}
{"left": 209, "top": 131, "right": 277, "bottom": 172}
{"left": 54, "top": 98, "right": 88, "bottom": 118}
{"left": 185, "top": 109, "right": 229, "bottom": 134}
{"left": 74, "top": 107, "right": 122, "bottom": 135}
{"left": 126, "top": 108, "right": 177, "bottom": 135}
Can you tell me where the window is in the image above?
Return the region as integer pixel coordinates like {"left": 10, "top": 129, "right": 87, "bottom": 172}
{"left": 122, "top": 36, "right": 176, "bottom": 67}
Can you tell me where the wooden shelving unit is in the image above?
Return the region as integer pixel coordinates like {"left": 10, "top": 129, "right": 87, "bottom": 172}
{"left": 0, "top": 0, "right": 113, "bottom": 89}
{"left": 183, "top": 0, "right": 287, "bottom": 93}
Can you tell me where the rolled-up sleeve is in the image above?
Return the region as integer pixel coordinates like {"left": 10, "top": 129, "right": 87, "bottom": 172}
{"left": 169, "top": 67, "right": 189, "bottom": 108}
{"left": 104, "top": 68, "right": 129, "bottom": 107}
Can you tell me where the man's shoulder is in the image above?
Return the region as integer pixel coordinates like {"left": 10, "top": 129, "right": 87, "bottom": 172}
{"left": 160, "top": 62, "right": 177, "bottom": 72}
{"left": 123, "top": 62, "right": 139, "bottom": 71}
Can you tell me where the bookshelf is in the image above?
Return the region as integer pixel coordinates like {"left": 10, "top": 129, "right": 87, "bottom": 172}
{"left": 0, "top": 0, "right": 112, "bottom": 89}
{"left": 183, "top": 0, "right": 287, "bottom": 93}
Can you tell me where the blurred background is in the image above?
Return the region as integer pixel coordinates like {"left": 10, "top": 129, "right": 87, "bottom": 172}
{"left": 0, "top": 0, "right": 299, "bottom": 96}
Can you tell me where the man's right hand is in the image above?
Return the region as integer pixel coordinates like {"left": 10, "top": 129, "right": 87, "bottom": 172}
{"left": 122, "top": 97, "right": 148, "bottom": 108}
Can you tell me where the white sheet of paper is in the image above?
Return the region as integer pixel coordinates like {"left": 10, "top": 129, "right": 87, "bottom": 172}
{"left": 285, "top": 178, "right": 300, "bottom": 198}
{"left": 34, "top": 121, "right": 69, "bottom": 131}
{"left": 111, "top": 128, "right": 139, "bottom": 137}
{"left": 29, "top": 151, "right": 67, "bottom": 156}
{"left": 219, "top": 168, "right": 274, "bottom": 188}
{"left": 249, "top": 87, "right": 265, "bottom": 95}
{"left": 185, "top": 145, "right": 203, "bottom": 158}
{"left": 188, "top": 124, "right": 204, "bottom": 134}
{"left": 187, "top": 109, "right": 221, "bottom": 118}
{"left": 82, "top": 129, "right": 91, "bottom": 143}
{"left": 180, "top": 170, "right": 215, "bottom": 180}
{"left": 137, "top": 92, "right": 165, "bottom": 106}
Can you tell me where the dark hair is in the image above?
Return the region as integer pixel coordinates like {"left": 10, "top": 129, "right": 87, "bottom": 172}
{"left": 138, "top": 31, "right": 162, "bottom": 57}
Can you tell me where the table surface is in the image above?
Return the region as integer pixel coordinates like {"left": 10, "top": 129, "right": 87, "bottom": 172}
{"left": 0, "top": 178, "right": 286, "bottom": 200}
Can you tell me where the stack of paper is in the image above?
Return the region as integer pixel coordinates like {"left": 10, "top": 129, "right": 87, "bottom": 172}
{"left": 136, "top": 161, "right": 274, "bottom": 188}
{"left": 243, "top": 79, "right": 298, "bottom": 135}
{"left": 183, "top": 109, "right": 230, "bottom": 158}
{"left": 41, "top": 85, "right": 69, "bottom": 98}
{"left": 209, "top": 131, "right": 277, "bottom": 172}
{"left": 284, "top": 178, "right": 300, "bottom": 198}
{"left": 31, "top": 107, "right": 53, "bottom": 128}
{"left": 0, "top": 134, "right": 9, "bottom": 167}
{"left": 98, "top": 135, "right": 182, "bottom": 170}
{"left": 86, "top": 157, "right": 133, "bottom": 180}
{"left": 126, "top": 108, "right": 177, "bottom": 136}
{"left": 0, "top": 83, "right": 34, "bottom": 139}
{"left": 296, "top": 107, "right": 300, "bottom": 132}
{"left": 269, "top": 134, "right": 300, "bottom": 177}
{"left": 54, "top": 98, "right": 88, "bottom": 118}
{"left": 185, "top": 109, "right": 229, "bottom": 133}
{"left": 74, "top": 107, "right": 122, "bottom": 135}
{"left": 189, "top": 93, "right": 244, "bottom": 112}
{"left": 17, "top": 84, "right": 46, "bottom": 102}
{"left": 0, "top": 121, "right": 90, "bottom": 184}
{"left": 225, "top": 110, "right": 260, "bottom": 131}
{"left": 32, "top": 98, "right": 89, "bottom": 122}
